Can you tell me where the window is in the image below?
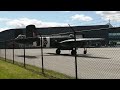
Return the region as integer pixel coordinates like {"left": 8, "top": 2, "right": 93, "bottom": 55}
{"left": 109, "top": 33, "right": 120, "bottom": 38}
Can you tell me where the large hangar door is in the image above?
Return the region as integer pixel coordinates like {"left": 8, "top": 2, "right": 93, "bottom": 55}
{"left": 33, "top": 37, "right": 50, "bottom": 48}
{"left": 42, "top": 37, "right": 50, "bottom": 48}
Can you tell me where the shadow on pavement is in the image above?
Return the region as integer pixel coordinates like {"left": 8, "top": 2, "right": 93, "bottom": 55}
{"left": 16, "top": 55, "right": 38, "bottom": 59}
{"left": 45, "top": 53, "right": 110, "bottom": 59}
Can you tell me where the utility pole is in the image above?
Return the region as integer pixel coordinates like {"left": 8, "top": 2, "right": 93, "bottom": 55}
{"left": 68, "top": 24, "right": 78, "bottom": 79}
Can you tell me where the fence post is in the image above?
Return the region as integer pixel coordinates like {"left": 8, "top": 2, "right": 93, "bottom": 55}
{"left": 23, "top": 42, "right": 26, "bottom": 68}
{"left": 0, "top": 43, "right": 1, "bottom": 58}
{"left": 13, "top": 40, "right": 14, "bottom": 64}
{"left": 5, "top": 41, "right": 6, "bottom": 61}
{"left": 40, "top": 35, "right": 44, "bottom": 74}
{"left": 68, "top": 24, "right": 78, "bottom": 79}
{"left": 74, "top": 32, "right": 78, "bottom": 79}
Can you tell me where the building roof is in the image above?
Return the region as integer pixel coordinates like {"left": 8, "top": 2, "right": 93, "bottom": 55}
{"left": 36, "top": 25, "right": 110, "bottom": 35}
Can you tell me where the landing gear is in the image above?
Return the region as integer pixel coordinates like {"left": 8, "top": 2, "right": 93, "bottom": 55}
{"left": 56, "top": 49, "right": 61, "bottom": 54}
{"left": 83, "top": 48, "right": 87, "bottom": 54}
{"left": 71, "top": 50, "right": 77, "bottom": 55}
{"left": 84, "top": 50, "right": 87, "bottom": 54}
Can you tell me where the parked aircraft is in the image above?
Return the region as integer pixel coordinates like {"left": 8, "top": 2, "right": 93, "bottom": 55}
{"left": 14, "top": 34, "right": 104, "bottom": 55}
{"left": 56, "top": 38, "right": 104, "bottom": 55}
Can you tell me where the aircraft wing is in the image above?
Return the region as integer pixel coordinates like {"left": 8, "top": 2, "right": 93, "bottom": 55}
{"left": 59, "top": 38, "right": 104, "bottom": 43}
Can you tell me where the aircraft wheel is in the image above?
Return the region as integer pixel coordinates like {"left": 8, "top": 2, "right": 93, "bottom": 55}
{"left": 56, "top": 49, "right": 61, "bottom": 54}
{"left": 84, "top": 50, "right": 87, "bottom": 54}
{"left": 71, "top": 50, "right": 77, "bottom": 55}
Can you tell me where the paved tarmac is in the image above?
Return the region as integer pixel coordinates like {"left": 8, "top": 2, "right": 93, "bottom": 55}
{"left": 1, "top": 48, "right": 120, "bottom": 79}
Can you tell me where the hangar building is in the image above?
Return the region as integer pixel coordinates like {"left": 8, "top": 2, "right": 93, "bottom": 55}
{"left": 0, "top": 23, "right": 120, "bottom": 48}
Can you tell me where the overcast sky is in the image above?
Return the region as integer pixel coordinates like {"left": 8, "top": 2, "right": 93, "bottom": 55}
{"left": 0, "top": 11, "right": 120, "bottom": 32}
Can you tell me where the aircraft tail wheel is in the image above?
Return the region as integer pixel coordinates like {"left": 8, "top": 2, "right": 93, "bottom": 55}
{"left": 56, "top": 49, "right": 61, "bottom": 54}
{"left": 84, "top": 50, "right": 87, "bottom": 54}
{"left": 71, "top": 50, "right": 77, "bottom": 55}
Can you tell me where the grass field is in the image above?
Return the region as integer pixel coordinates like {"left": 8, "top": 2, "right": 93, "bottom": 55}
{"left": 0, "top": 58, "right": 74, "bottom": 79}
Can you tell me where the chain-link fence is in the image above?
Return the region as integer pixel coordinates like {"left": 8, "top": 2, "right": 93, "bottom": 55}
{"left": 1, "top": 38, "right": 120, "bottom": 79}
{"left": 1, "top": 24, "right": 120, "bottom": 79}
{"left": 0, "top": 38, "right": 77, "bottom": 79}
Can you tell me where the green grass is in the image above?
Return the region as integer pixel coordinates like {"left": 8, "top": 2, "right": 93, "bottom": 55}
{"left": 0, "top": 57, "right": 74, "bottom": 79}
